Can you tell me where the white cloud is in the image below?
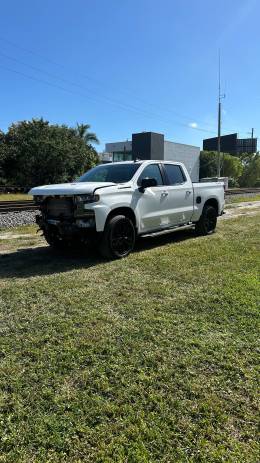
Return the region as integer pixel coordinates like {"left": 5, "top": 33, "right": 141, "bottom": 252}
{"left": 189, "top": 122, "right": 198, "bottom": 129}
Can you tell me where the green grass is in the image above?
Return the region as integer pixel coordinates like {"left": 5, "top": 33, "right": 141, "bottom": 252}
{"left": 0, "top": 215, "right": 259, "bottom": 462}
{"left": 0, "top": 224, "right": 38, "bottom": 234}
{"left": 0, "top": 193, "right": 32, "bottom": 201}
{"left": 227, "top": 194, "right": 260, "bottom": 203}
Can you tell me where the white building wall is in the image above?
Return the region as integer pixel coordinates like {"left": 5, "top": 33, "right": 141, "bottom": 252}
{"left": 164, "top": 141, "right": 200, "bottom": 182}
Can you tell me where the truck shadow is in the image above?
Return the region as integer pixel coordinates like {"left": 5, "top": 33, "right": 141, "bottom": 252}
{"left": 0, "top": 228, "right": 195, "bottom": 279}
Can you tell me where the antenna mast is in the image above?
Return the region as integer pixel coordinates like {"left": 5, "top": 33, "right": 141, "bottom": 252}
{"left": 217, "top": 51, "right": 225, "bottom": 177}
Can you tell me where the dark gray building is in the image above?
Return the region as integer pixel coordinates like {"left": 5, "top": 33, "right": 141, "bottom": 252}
{"left": 203, "top": 133, "right": 257, "bottom": 155}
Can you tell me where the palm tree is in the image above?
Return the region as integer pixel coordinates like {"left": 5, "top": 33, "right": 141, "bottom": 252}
{"left": 76, "top": 123, "right": 99, "bottom": 145}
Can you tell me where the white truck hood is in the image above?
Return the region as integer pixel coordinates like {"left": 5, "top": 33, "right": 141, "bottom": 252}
{"left": 29, "top": 181, "right": 116, "bottom": 196}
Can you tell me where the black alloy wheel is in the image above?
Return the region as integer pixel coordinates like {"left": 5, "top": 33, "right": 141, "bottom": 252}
{"left": 98, "top": 215, "right": 136, "bottom": 259}
{"left": 195, "top": 205, "right": 217, "bottom": 236}
{"left": 204, "top": 206, "right": 217, "bottom": 233}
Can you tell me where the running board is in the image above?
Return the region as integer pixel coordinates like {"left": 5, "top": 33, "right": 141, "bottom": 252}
{"left": 140, "top": 223, "right": 194, "bottom": 238}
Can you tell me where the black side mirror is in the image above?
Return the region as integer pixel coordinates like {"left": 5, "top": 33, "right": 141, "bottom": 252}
{"left": 139, "top": 177, "right": 157, "bottom": 192}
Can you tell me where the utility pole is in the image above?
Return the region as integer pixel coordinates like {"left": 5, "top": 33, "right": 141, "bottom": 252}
{"left": 251, "top": 128, "right": 254, "bottom": 153}
{"left": 217, "top": 51, "right": 225, "bottom": 177}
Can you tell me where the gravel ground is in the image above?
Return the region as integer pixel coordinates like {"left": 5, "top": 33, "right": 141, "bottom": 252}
{"left": 0, "top": 211, "right": 38, "bottom": 229}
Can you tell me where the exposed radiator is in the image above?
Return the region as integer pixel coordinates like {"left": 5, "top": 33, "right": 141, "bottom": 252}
{"left": 46, "top": 197, "right": 74, "bottom": 219}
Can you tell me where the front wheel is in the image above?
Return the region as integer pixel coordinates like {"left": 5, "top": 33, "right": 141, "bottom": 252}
{"left": 44, "top": 229, "right": 71, "bottom": 251}
{"left": 195, "top": 205, "right": 217, "bottom": 236}
{"left": 98, "top": 215, "right": 136, "bottom": 259}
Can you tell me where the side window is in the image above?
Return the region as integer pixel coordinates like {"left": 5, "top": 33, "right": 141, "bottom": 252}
{"left": 137, "top": 164, "right": 163, "bottom": 186}
{"left": 164, "top": 164, "right": 186, "bottom": 185}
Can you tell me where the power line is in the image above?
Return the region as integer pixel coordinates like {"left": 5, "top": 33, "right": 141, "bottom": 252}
{"left": 1, "top": 35, "right": 251, "bottom": 138}
{"left": 0, "top": 36, "right": 218, "bottom": 134}
{"left": 0, "top": 61, "right": 217, "bottom": 135}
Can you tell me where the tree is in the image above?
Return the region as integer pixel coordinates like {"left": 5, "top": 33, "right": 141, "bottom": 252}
{"left": 75, "top": 123, "right": 99, "bottom": 145}
{"left": 3, "top": 118, "right": 99, "bottom": 186}
{"left": 0, "top": 130, "right": 8, "bottom": 184}
{"left": 238, "top": 153, "right": 260, "bottom": 187}
{"left": 200, "top": 151, "right": 243, "bottom": 186}
{"left": 199, "top": 151, "right": 218, "bottom": 179}
{"left": 222, "top": 153, "right": 243, "bottom": 182}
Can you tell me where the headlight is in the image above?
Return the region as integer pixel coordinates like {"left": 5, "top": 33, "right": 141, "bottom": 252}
{"left": 75, "top": 194, "right": 99, "bottom": 203}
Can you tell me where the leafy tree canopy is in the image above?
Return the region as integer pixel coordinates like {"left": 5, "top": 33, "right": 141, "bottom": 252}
{"left": 2, "top": 118, "right": 99, "bottom": 186}
{"left": 238, "top": 153, "right": 260, "bottom": 187}
{"left": 75, "top": 123, "right": 99, "bottom": 145}
{"left": 200, "top": 151, "right": 243, "bottom": 184}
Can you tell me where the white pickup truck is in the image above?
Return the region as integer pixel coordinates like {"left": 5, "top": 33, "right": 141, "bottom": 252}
{"left": 30, "top": 160, "right": 225, "bottom": 259}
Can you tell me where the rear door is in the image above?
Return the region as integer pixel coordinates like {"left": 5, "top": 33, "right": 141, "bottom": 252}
{"left": 162, "top": 163, "right": 194, "bottom": 225}
{"left": 133, "top": 163, "right": 172, "bottom": 233}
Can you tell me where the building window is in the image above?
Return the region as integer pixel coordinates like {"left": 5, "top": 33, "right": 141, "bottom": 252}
{"left": 113, "top": 151, "right": 133, "bottom": 162}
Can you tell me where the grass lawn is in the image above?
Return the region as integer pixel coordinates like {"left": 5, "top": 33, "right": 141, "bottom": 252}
{"left": 0, "top": 214, "right": 259, "bottom": 462}
{"left": 0, "top": 193, "right": 32, "bottom": 201}
{"left": 227, "top": 194, "right": 260, "bottom": 203}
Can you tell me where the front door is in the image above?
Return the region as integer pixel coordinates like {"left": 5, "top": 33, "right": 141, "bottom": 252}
{"left": 133, "top": 163, "right": 171, "bottom": 233}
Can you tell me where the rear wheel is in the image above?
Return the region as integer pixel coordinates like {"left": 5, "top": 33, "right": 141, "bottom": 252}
{"left": 195, "top": 205, "right": 217, "bottom": 236}
{"left": 98, "top": 215, "right": 136, "bottom": 259}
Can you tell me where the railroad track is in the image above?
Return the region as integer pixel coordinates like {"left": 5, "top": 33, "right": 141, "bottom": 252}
{"left": 0, "top": 200, "right": 38, "bottom": 214}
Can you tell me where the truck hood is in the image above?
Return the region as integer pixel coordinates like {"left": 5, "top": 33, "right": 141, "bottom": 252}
{"left": 29, "top": 181, "right": 116, "bottom": 196}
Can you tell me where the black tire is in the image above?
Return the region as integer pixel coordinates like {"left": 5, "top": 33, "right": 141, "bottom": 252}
{"left": 195, "top": 205, "right": 217, "bottom": 236}
{"left": 44, "top": 229, "right": 70, "bottom": 251}
{"left": 98, "top": 215, "right": 136, "bottom": 259}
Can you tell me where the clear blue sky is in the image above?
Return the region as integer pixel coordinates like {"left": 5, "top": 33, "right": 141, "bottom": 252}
{"left": 1, "top": 0, "right": 259, "bottom": 150}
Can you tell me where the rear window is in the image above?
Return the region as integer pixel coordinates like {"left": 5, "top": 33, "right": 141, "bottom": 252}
{"left": 164, "top": 164, "right": 186, "bottom": 185}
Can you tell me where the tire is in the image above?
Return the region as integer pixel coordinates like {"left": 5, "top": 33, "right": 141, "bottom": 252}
{"left": 98, "top": 215, "right": 136, "bottom": 259}
{"left": 195, "top": 205, "right": 217, "bottom": 236}
{"left": 44, "top": 229, "right": 70, "bottom": 251}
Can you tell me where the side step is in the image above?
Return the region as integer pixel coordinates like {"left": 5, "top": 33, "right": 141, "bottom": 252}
{"left": 140, "top": 223, "right": 194, "bottom": 238}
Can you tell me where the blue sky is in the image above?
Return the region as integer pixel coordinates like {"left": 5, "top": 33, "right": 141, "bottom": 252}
{"left": 0, "top": 0, "right": 259, "bottom": 150}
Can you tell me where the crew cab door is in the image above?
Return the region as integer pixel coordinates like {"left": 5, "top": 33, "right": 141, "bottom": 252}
{"left": 133, "top": 163, "right": 171, "bottom": 233}
{"left": 161, "top": 163, "right": 194, "bottom": 225}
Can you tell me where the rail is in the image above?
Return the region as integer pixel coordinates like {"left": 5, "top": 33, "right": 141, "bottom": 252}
{"left": 0, "top": 200, "right": 38, "bottom": 214}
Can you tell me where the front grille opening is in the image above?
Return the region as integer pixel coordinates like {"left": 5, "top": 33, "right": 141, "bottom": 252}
{"left": 46, "top": 197, "right": 74, "bottom": 219}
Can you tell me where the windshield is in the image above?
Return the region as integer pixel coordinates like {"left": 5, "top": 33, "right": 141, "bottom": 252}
{"left": 79, "top": 163, "right": 140, "bottom": 184}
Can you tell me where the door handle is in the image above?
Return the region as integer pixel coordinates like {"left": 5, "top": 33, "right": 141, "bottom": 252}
{"left": 161, "top": 191, "right": 169, "bottom": 197}
{"left": 186, "top": 191, "right": 192, "bottom": 195}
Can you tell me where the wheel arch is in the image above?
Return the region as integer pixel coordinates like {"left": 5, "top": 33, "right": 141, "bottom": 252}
{"left": 203, "top": 197, "right": 219, "bottom": 215}
{"left": 105, "top": 206, "right": 137, "bottom": 228}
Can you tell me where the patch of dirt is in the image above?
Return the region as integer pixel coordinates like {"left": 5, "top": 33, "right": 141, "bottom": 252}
{"left": 220, "top": 201, "right": 260, "bottom": 220}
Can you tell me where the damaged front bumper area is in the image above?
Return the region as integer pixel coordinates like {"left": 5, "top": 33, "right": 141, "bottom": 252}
{"left": 35, "top": 195, "right": 98, "bottom": 244}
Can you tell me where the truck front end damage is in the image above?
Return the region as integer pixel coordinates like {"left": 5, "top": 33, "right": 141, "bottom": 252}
{"left": 34, "top": 195, "right": 98, "bottom": 247}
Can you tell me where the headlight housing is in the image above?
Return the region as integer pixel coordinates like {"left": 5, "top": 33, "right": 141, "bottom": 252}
{"left": 75, "top": 194, "right": 100, "bottom": 203}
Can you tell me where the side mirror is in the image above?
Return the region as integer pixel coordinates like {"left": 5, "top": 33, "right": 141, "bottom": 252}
{"left": 139, "top": 177, "right": 157, "bottom": 192}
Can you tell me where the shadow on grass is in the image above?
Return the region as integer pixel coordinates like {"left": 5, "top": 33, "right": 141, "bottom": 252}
{"left": 0, "top": 228, "right": 195, "bottom": 279}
